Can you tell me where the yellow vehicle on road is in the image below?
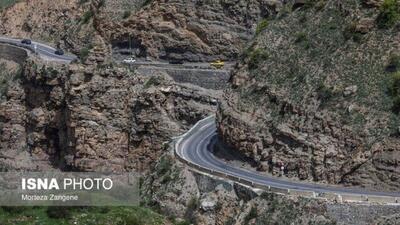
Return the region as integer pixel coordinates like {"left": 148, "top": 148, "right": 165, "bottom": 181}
{"left": 210, "top": 60, "right": 225, "bottom": 69}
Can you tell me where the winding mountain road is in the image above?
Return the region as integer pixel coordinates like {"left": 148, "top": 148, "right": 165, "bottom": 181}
{"left": 176, "top": 116, "right": 400, "bottom": 201}
{"left": 0, "top": 37, "right": 76, "bottom": 62}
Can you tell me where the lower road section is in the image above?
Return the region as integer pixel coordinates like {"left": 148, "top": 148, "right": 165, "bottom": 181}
{"left": 175, "top": 116, "right": 400, "bottom": 203}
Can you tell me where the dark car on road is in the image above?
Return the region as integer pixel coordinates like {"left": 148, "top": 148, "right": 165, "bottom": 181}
{"left": 169, "top": 59, "right": 184, "bottom": 65}
{"left": 21, "top": 39, "right": 32, "bottom": 45}
{"left": 54, "top": 49, "right": 64, "bottom": 55}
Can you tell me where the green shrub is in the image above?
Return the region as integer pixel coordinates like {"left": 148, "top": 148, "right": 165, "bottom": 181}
{"left": 81, "top": 10, "right": 94, "bottom": 24}
{"left": 78, "top": 0, "right": 89, "bottom": 5}
{"left": 294, "top": 32, "right": 312, "bottom": 49}
{"left": 144, "top": 76, "right": 161, "bottom": 88}
{"left": 97, "top": 0, "right": 106, "bottom": 8}
{"left": 156, "top": 155, "right": 172, "bottom": 176}
{"left": 175, "top": 221, "right": 191, "bottom": 225}
{"left": 123, "top": 10, "right": 131, "bottom": 19}
{"left": 294, "top": 32, "right": 307, "bottom": 43}
{"left": 0, "top": 63, "right": 21, "bottom": 101}
{"left": 377, "top": 0, "right": 400, "bottom": 28}
{"left": 387, "top": 54, "right": 400, "bottom": 72}
{"left": 117, "top": 214, "right": 142, "bottom": 225}
{"left": 317, "top": 83, "right": 337, "bottom": 106}
{"left": 79, "top": 45, "right": 93, "bottom": 63}
{"left": 389, "top": 72, "right": 400, "bottom": 114}
{"left": 1, "top": 206, "right": 29, "bottom": 214}
{"left": 184, "top": 197, "right": 199, "bottom": 224}
{"left": 142, "top": 0, "right": 153, "bottom": 7}
{"left": 187, "top": 197, "right": 199, "bottom": 210}
{"left": 46, "top": 206, "right": 72, "bottom": 219}
{"left": 0, "top": 0, "right": 20, "bottom": 10}
{"left": 256, "top": 19, "right": 269, "bottom": 35}
{"left": 343, "top": 22, "right": 363, "bottom": 42}
{"left": 244, "top": 206, "right": 257, "bottom": 225}
{"left": 248, "top": 48, "right": 269, "bottom": 70}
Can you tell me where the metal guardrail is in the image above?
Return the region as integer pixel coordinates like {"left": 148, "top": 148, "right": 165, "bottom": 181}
{"left": 174, "top": 115, "right": 400, "bottom": 205}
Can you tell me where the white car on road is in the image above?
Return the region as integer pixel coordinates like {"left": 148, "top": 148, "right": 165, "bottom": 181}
{"left": 123, "top": 57, "right": 136, "bottom": 64}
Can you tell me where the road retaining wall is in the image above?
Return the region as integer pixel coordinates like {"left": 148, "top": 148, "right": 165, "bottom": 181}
{"left": 0, "top": 44, "right": 29, "bottom": 64}
{"left": 137, "top": 66, "right": 230, "bottom": 90}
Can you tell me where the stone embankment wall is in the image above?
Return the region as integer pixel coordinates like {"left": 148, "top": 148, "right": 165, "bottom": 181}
{"left": 0, "top": 44, "right": 28, "bottom": 64}
{"left": 137, "top": 66, "right": 230, "bottom": 90}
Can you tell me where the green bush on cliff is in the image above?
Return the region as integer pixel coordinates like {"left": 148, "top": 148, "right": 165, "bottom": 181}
{"left": 389, "top": 72, "right": 400, "bottom": 114}
{"left": 0, "top": 0, "right": 19, "bottom": 10}
{"left": 248, "top": 48, "right": 269, "bottom": 70}
{"left": 0, "top": 63, "right": 21, "bottom": 101}
{"left": 244, "top": 206, "right": 258, "bottom": 225}
{"left": 377, "top": 0, "right": 400, "bottom": 28}
{"left": 81, "top": 10, "right": 94, "bottom": 24}
{"left": 156, "top": 155, "right": 173, "bottom": 176}
{"left": 387, "top": 54, "right": 400, "bottom": 72}
{"left": 184, "top": 197, "right": 199, "bottom": 224}
{"left": 256, "top": 19, "right": 269, "bottom": 35}
{"left": 343, "top": 22, "right": 363, "bottom": 42}
{"left": 123, "top": 10, "right": 132, "bottom": 19}
{"left": 0, "top": 206, "right": 167, "bottom": 225}
{"left": 79, "top": 44, "right": 93, "bottom": 63}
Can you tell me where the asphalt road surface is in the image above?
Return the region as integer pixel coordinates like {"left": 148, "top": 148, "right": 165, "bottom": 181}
{"left": 178, "top": 117, "right": 400, "bottom": 198}
{"left": 0, "top": 36, "right": 76, "bottom": 62}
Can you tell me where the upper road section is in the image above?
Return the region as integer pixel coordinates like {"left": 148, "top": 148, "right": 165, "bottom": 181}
{"left": 0, "top": 36, "right": 76, "bottom": 63}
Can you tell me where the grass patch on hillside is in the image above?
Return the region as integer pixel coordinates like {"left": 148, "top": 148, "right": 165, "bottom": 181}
{"left": 79, "top": 44, "right": 93, "bottom": 63}
{"left": 343, "top": 22, "right": 363, "bottom": 42}
{"left": 387, "top": 53, "right": 400, "bottom": 72}
{"left": 0, "top": 63, "right": 21, "bottom": 101}
{"left": 247, "top": 48, "right": 269, "bottom": 70}
{"left": 123, "top": 10, "right": 132, "bottom": 19}
{"left": 244, "top": 206, "right": 258, "bottom": 225}
{"left": 0, "top": 206, "right": 167, "bottom": 225}
{"left": 144, "top": 76, "right": 162, "bottom": 88}
{"left": 377, "top": 0, "right": 400, "bottom": 28}
{"left": 81, "top": 10, "right": 94, "bottom": 24}
{"left": 0, "top": 0, "right": 19, "bottom": 10}
{"left": 389, "top": 72, "right": 400, "bottom": 114}
{"left": 183, "top": 197, "right": 199, "bottom": 224}
{"left": 256, "top": 19, "right": 269, "bottom": 35}
{"left": 235, "top": 0, "right": 399, "bottom": 142}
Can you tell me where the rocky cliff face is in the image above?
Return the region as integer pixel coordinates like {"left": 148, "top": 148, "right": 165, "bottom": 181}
{"left": 217, "top": 0, "right": 400, "bottom": 191}
{"left": 0, "top": 0, "right": 85, "bottom": 48}
{"left": 0, "top": 57, "right": 218, "bottom": 172}
{"left": 1, "top": 0, "right": 283, "bottom": 62}
{"left": 101, "top": 0, "right": 283, "bottom": 61}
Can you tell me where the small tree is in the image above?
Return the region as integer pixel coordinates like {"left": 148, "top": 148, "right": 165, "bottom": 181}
{"left": 377, "top": 0, "right": 400, "bottom": 28}
{"left": 389, "top": 72, "right": 400, "bottom": 114}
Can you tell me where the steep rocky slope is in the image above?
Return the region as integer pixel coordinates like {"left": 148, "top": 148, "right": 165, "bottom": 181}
{"left": 218, "top": 0, "right": 400, "bottom": 191}
{"left": 101, "top": 0, "right": 283, "bottom": 61}
{"left": 1, "top": 0, "right": 283, "bottom": 62}
{"left": 0, "top": 54, "right": 218, "bottom": 172}
{"left": 0, "top": 0, "right": 85, "bottom": 47}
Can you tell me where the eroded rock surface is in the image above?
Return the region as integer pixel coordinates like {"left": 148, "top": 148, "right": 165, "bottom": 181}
{"left": 217, "top": 0, "right": 400, "bottom": 191}
{"left": 100, "top": 0, "right": 283, "bottom": 61}
{"left": 0, "top": 57, "right": 218, "bottom": 172}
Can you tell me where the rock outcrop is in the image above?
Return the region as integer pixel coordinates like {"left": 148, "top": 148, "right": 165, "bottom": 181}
{"left": 217, "top": 0, "right": 400, "bottom": 191}
{"left": 99, "top": 0, "right": 283, "bottom": 61}
{"left": 0, "top": 57, "right": 218, "bottom": 172}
